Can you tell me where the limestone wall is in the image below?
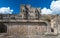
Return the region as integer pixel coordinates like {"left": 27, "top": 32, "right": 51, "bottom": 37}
{"left": 4, "top": 22, "right": 60, "bottom": 38}
{"left": 6, "top": 22, "right": 47, "bottom": 35}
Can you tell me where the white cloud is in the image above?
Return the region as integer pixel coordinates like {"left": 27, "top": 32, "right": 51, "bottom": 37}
{"left": 41, "top": 8, "right": 52, "bottom": 14}
{"left": 50, "top": 1, "right": 60, "bottom": 14}
{"left": 0, "top": 7, "right": 13, "bottom": 14}
{"left": 41, "top": 0, "right": 60, "bottom": 14}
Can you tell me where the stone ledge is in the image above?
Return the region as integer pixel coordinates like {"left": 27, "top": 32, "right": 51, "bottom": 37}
{"left": 44, "top": 32, "right": 58, "bottom": 36}
{"left": 0, "top": 20, "right": 47, "bottom": 23}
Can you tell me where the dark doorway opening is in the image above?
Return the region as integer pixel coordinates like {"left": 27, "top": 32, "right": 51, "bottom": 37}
{"left": 51, "top": 28, "right": 54, "bottom": 32}
{"left": 0, "top": 23, "right": 7, "bottom": 33}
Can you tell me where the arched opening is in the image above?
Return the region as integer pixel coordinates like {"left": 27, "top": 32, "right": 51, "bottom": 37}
{"left": 0, "top": 23, "right": 7, "bottom": 33}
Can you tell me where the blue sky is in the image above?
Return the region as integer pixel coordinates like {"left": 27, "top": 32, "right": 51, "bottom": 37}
{"left": 20, "top": 0, "right": 52, "bottom": 9}
{"left": 0, "top": 0, "right": 20, "bottom": 14}
{"left": 0, "top": 0, "right": 60, "bottom": 14}
{"left": 0, "top": 0, "right": 53, "bottom": 14}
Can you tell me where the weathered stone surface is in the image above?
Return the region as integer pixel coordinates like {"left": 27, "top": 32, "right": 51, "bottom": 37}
{"left": 0, "top": 5, "right": 60, "bottom": 38}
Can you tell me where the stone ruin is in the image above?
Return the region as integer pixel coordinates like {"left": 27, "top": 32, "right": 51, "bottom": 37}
{"left": 0, "top": 4, "right": 59, "bottom": 38}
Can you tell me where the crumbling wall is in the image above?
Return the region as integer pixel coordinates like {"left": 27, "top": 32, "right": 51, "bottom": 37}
{"left": 4, "top": 22, "right": 48, "bottom": 38}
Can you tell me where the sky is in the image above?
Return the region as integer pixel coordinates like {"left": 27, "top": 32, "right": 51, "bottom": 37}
{"left": 0, "top": 0, "right": 60, "bottom": 14}
{"left": 0, "top": 0, "right": 20, "bottom": 14}
{"left": 20, "top": 0, "right": 52, "bottom": 8}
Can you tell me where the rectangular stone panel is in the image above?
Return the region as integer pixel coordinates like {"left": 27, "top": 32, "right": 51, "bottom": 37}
{"left": 7, "top": 22, "right": 47, "bottom": 35}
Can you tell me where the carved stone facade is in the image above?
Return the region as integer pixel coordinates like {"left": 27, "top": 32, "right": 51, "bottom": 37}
{"left": 0, "top": 5, "right": 59, "bottom": 38}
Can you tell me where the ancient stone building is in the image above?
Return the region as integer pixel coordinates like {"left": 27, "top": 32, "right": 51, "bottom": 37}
{"left": 0, "top": 5, "right": 60, "bottom": 38}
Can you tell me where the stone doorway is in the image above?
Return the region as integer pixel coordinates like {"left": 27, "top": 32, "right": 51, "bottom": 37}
{"left": 0, "top": 23, "right": 7, "bottom": 33}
